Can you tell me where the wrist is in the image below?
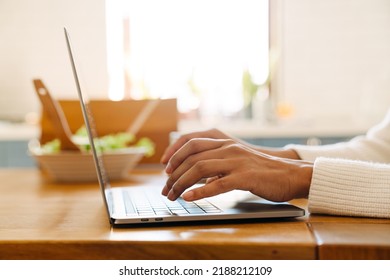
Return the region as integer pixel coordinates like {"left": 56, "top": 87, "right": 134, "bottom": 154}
{"left": 294, "top": 162, "right": 313, "bottom": 198}
{"left": 256, "top": 147, "right": 301, "bottom": 160}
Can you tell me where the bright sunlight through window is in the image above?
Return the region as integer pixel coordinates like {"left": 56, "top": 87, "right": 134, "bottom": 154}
{"left": 106, "top": 0, "right": 269, "bottom": 119}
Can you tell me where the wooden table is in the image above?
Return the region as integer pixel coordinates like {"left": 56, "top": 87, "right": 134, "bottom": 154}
{"left": 0, "top": 168, "right": 389, "bottom": 260}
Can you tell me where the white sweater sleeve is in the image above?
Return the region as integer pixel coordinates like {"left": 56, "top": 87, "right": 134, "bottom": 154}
{"left": 286, "top": 109, "right": 390, "bottom": 163}
{"left": 309, "top": 157, "right": 390, "bottom": 218}
{"left": 285, "top": 110, "right": 390, "bottom": 218}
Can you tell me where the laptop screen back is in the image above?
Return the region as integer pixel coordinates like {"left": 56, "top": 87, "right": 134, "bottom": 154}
{"left": 64, "top": 27, "right": 113, "bottom": 217}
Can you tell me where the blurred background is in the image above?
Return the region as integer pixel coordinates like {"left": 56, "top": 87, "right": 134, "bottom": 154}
{"left": 1, "top": 0, "right": 390, "bottom": 167}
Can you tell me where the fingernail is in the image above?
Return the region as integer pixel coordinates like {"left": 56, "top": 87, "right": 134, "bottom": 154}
{"left": 165, "top": 163, "right": 172, "bottom": 174}
{"left": 167, "top": 193, "right": 175, "bottom": 201}
{"left": 167, "top": 189, "right": 175, "bottom": 201}
{"left": 161, "top": 184, "right": 168, "bottom": 196}
{"left": 182, "top": 191, "right": 194, "bottom": 201}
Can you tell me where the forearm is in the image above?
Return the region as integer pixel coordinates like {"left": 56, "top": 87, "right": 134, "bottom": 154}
{"left": 286, "top": 137, "right": 390, "bottom": 163}
{"left": 252, "top": 146, "right": 302, "bottom": 160}
{"left": 286, "top": 110, "right": 390, "bottom": 163}
{"left": 309, "top": 157, "right": 390, "bottom": 218}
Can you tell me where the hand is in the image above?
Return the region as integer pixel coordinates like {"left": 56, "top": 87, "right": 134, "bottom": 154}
{"left": 161, "top": 129, "right": 235, "bottom": 164}
{"left": 161, "top": 128, "right": 301, "bottom": 165}
{"left": 162, "top": 138, "right": 313, "bottom": 202}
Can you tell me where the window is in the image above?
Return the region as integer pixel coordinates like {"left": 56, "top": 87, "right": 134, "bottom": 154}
{"left": 106, "top": 0, "right": 269, "bottom": 120}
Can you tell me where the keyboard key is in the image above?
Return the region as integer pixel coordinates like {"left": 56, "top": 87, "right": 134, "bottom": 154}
{"left": 154, "top": 210, "right": 172, "bottom": 216}
{"left": 204, "top": 209, "right": 222, "bottom": 213}
{"left": 187, "top": 208, "right": 206, "bottom": 214}
{"left": 171, "top": 209, "right": 189, "bottom": 215}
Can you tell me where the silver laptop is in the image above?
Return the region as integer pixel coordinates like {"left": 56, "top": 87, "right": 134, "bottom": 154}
{"left": 64, "top": 27, "right": 305, "bottom": 226}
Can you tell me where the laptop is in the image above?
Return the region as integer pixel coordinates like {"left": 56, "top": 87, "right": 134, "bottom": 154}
{"left": 64, "top": 27, "right": 305, "bottom": 226}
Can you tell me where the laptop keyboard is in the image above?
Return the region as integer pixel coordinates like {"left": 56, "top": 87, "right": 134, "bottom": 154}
{"left": 122, "top": 188, "right": 222, "bottom": 216}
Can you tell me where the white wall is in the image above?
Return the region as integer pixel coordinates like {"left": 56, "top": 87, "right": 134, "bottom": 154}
{"left": 275, "top": 0, "right": 390, "bottom": 126}
{"left": 0, "top": 0, "right": 107, "bottom": 121}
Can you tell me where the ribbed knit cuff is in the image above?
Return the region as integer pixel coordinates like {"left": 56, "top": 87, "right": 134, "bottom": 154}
{"left": 308, "top": 157, "right": 390, "bottom": 218}
{"left": 286, "top": 142, "right": 358, "bottom": 162}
